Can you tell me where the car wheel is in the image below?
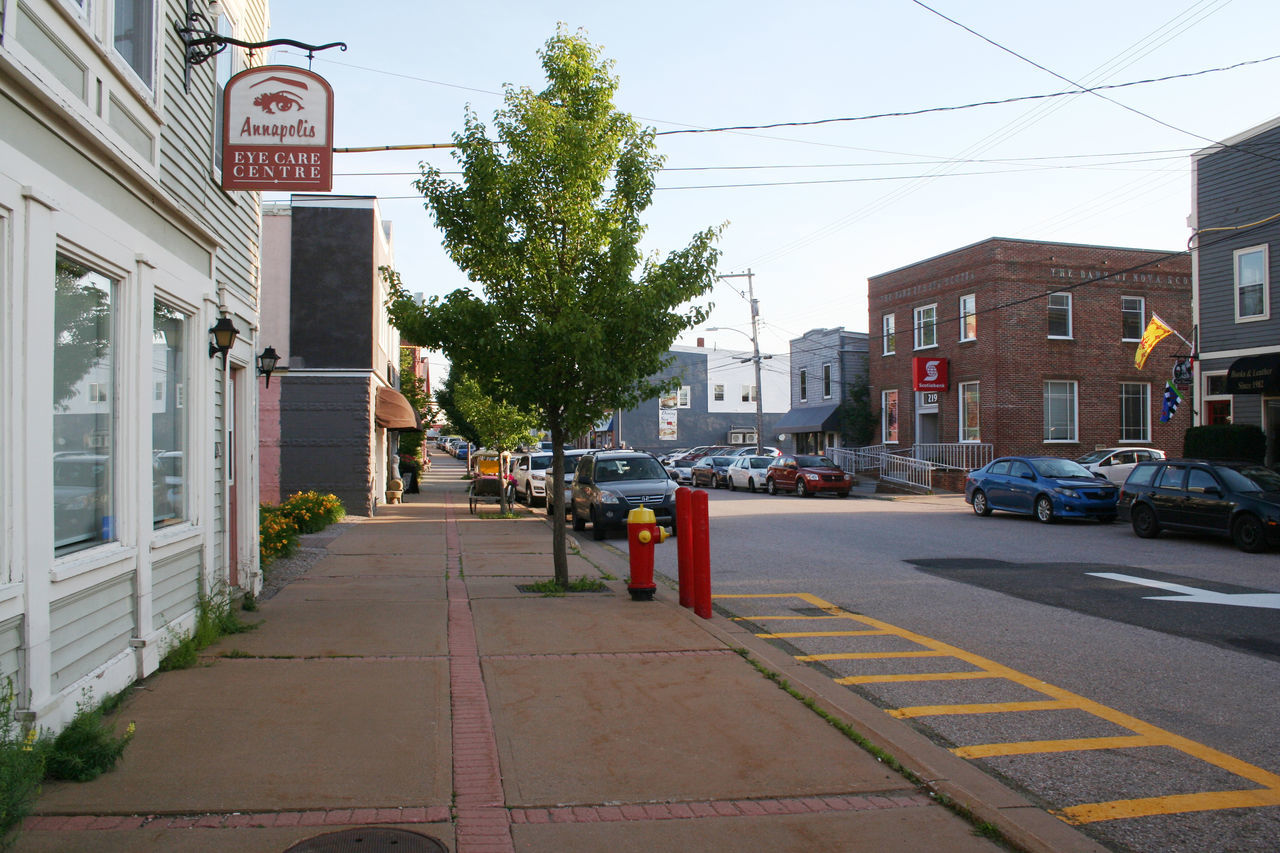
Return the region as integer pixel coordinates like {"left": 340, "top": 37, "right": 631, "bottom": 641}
{"left": 591, "top": 508, "right": 608, "bottom": 540}
{"left": 766, "top": 478, "right": 777, "bottom": 495}
{"left": 728, "top": 477, "right": 736, "bottom": 491}
{"left": 1035, "top": 495, "right": 1055, "bottom": 524}
{"left": 972, "top": 489, "right": 992, "bottom": 517}
{"left": 1232, "top": 514, "right": 1268, "bottom": 553}
{"left": 1130, "top": 503, "right": 1160, "bottom": 538}
{"left": 571, "top": 509, "right": 586, "bottom": 531}
{"left": 747, "top": 478, "right": 756, "bottom": 493}
{"left": 796, "top": 480, "right": 809, "bottom": 498}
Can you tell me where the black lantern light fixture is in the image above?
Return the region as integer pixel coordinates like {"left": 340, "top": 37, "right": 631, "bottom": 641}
{"left": 208, "top": 316, "right": 239, "bottom": 364}
{"left": 257, "top": 346, "right": 281, "bottom": 386}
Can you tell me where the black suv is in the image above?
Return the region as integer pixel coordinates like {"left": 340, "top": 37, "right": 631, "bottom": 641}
{"left": 570, "top": 451, "right": 678, "bottom": 540}
{"left": 1118, "top": 458, "right": 1280, "bottom": 553}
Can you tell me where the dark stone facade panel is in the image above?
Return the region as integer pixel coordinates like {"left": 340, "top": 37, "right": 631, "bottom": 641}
{"left": 278, "top": 377, "right": 375, "bottom": 515}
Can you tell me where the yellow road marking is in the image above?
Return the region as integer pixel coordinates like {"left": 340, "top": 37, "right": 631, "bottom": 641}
{"left": 735, "top": 615, "right": 846, "bottom": 621}
{"left": 954, "top": 735, "right": 1154, "bottom": 758}
{"left": 839, "top": 671, "right": 999, "bottom": 685}
{"left": 725, "top": 591, "right": 1280, "bottom": 824}
{"left": 798, "top": 650, "right": 951, "bottom": 661}
{"left": 891, "top": 700, "right": 1075, "bottom": 717}
{"left": 1056, "top": 788, "right": 1280, "bottom": 823}
{"left": 755, "top": 630, "right": 889, "bottom": 639}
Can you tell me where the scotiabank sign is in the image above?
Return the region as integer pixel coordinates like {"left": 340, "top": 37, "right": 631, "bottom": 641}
{"left": 912, "top": 357, "right": 948, "bottom": 391}
{"left": 222, "top": 66, "right": 333, "bottom": 192}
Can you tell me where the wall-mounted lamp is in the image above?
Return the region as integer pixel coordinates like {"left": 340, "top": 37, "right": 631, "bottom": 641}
{"left": 257, "top": 346, "right": 281, "bottom": 386}
{"left": 208, "top": 316, "right": 239, "bottom": 364}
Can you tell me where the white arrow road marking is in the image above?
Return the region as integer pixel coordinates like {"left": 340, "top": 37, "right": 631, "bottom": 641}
{"left": 1086, "top": 572, "right": 1280, "bottom": 610}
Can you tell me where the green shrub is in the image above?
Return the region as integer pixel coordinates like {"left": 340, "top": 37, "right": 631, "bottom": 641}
{"left": 281, "top": 491, "right": 346, "bottom": 534}
{"left": 159, "top": 594, "right": 256, "bottom": 672}
{"left": 40, "top": 693, "right": 134, "bottom": 783}
{"left": 1183, "top": 424, "right": 1266, "bottom": 462}
{"left": 259, "top": 503, "right": 299, "bottom": 568}
{"left": 0, "top": 678, "right": 44, "bottom": 846}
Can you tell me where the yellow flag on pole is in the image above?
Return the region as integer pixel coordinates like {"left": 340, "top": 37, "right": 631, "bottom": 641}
{"left": 1134, "top": 314, "right": 1173, "bottom": 369}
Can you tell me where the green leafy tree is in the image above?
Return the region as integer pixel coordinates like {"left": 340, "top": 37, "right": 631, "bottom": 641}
{"left": 451, "top": 374, "right": 539, "bottom": 512}
{"left": 432, "top": 372, "right": 480, "bottom": 448}
{"left": 386, "top": 27, "right": 721, "bottom": 586}
{"left": 397, "top": 347, "right": 432, "bottom": 460}
{"left": 837, "top": 377, "right": 878, "bottom": 447}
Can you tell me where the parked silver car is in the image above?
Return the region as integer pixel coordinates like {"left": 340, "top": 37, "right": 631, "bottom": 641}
{"left": 1076, "top": 447, "right": 1166, "bottom": 485}
{"left": 726, "top": 455, "right": 774, "bottom": 492}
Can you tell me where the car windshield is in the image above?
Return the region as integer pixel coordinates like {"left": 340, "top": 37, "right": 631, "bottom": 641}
{"left": 1075, "top": 450, "right": 1111, "bottom": 464}
{"left": 1219, "top": 464, "right": 1280, "bottom": 493}
{"left": 1032, "top": 458, "right": 1094, "bottom": 479}
{"left": 595, "top": 457, "right": 667, "bottom": 482}
{"left": 796, "top": 455, "right": 834, "bottom": 468}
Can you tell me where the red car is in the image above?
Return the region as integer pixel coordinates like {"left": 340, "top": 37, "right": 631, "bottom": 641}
{"left": 765, "top": 454, "right": 853, "bottom": 497}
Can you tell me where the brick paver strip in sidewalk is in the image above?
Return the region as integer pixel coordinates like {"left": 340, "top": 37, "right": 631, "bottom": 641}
{"left": 446, "top": 494, "right": 516, "bottom": 853}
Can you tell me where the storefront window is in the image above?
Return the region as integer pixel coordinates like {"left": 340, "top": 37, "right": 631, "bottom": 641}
{"left": 882, "top": 389, "right": 899, "bottom": 444}
{"left": 54, "top": 257, "right": 115, "bottom": 554}
{"left": 153, "top": 301, "right": 188, "bottom": 528}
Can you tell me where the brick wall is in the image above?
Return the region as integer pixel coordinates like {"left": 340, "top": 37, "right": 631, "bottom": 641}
{"left": 868, "top": 238, "right": 1192, "bottom": 461}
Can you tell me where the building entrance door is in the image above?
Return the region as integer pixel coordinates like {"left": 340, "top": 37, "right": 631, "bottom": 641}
{"left": 916, "top": 392, "right": 939, "bottom": 445}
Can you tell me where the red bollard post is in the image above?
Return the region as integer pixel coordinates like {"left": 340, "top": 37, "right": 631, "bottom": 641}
{"left": 675, "top": 486, "right": 693, "bottom": 608}
{"left": 691, "top": 489, "right": 711, "bottom": 619}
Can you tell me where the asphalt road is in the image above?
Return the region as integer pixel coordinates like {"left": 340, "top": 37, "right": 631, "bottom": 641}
{"left": 641, "top": 486, "right": 1280, "bottom": 853}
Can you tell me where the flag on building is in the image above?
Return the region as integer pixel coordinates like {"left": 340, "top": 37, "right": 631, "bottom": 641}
{"left": 1160, "top": 381, "right": 1182, "bottom": 423}
{"left": 1135, "top": 314, "right": 1174, "bottom": 369}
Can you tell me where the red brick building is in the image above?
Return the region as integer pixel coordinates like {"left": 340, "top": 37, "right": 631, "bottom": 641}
{"left": 868, "top": 238, "right": 1192, "bottom": 461}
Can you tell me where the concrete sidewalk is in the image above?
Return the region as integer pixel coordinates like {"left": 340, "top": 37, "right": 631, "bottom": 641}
{"left": 15, "top": 455, "right": 1104, "bottom": 852}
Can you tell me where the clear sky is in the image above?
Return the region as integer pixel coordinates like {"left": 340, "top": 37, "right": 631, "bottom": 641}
{"left": 264, "top": 0, "right": 1280, "bottom": 371}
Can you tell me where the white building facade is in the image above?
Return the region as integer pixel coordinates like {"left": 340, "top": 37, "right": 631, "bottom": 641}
{"left": 1, "top": 0, "right": 268, "bottom": 731}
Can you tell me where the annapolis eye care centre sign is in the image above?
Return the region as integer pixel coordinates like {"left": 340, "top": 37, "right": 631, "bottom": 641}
{"left": 222, "top": 66, "right": 334, "bottom": 192}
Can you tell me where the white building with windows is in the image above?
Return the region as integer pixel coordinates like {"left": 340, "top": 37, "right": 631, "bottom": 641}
{"left": 1, "top": 0, "right": 268, "bottom": 731}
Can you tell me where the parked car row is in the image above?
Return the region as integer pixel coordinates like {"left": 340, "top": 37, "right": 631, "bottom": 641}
{"left": 685, "top": 453, "right": 855, "bottom": 498}
{"left": 965, "top": 454, "right": 1280, "bottom": 553}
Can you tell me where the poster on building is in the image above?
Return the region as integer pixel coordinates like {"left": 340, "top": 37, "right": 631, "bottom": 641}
{"left": 658, "top": 407, "right": 678, "bottom": 440}
{"left": 222, "top": 66, "right": 334, "bottom": 191}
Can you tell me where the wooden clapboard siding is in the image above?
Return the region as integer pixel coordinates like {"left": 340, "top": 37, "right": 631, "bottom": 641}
{"left": 0, "top": 616, "right": 22, "bottom": 690}
{"left": 152, "top": 548, "right": 203, "bottom": 631}
{"left": 50, "top": 574, "right": 136, "bottom": 691}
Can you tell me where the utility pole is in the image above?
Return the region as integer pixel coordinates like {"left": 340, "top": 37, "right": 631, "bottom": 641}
{"left": 710, "top": 270, "right": 767, "bottom": 455}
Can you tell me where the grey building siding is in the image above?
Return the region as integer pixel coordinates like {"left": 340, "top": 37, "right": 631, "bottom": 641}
{"left": 280, "top": 377, "right": 376, "bottom": 515}
{"left": 289, "top": 208, "right": 377, "bottom": 369}
{"left": 50, "top": 574, "right": 135, "bottom": 692}
{"left": 152, "top": 548, "right": 203, "bottom": 632}
{"left": 1195, "top": 123, "right": 1280, "bottom": 351}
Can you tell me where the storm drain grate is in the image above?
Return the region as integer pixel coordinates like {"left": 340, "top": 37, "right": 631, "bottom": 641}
{"left": 284, "top": 828, "right": 449, "bottom": 852}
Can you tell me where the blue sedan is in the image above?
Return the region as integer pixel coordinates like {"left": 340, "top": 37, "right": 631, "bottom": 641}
{"left": 965, "top": 456, "right": 1119, "bottom": 523}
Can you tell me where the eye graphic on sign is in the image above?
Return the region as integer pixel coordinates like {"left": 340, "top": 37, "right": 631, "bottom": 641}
{"left": 252, "top": 91, "right": 305, "bottom": 114}
{"left": 923, "top": 360, "right": 941, "bottom": 381}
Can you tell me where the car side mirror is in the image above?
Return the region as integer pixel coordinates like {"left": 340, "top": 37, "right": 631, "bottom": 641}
{"left": 669, "top": 472, "right": 679, "bottom": 481}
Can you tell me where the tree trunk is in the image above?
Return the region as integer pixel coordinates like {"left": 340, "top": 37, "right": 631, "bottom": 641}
{"left": 549, "top": 418, "right": 569, "bottom": 589}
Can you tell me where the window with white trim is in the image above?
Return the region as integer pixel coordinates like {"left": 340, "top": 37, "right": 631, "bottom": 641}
{"left": 1119, "top": 382, "right": 1150, "bottom": 443}
{"left": 153, "top": 301, "right": 190, "bottom": 528}
{"left": 712, "top": 383, "right": 724, "bottom": 402}
{"left": 1048, "top": 293, "right": 1072, "bottom": 338}
{"left": 740, "top": 384, "right": 757, "bottom": 403}
{"left": 213, "top": 11, "right": 241, "bottom": 173}
{"left": 959, "top": 382, "right": 980, "bottom": 442}
{"left": 959, "top": 293, "right": 976, "bottom": 341}
{"left": 882, "top": 314, "right": 895, "bottom": 355}
{"left": 113, "top": 0, "right": 157, "bottom": 89}
{"left": 1234, "top": 245, "right": 1270, "bottom": 322}
{"left": 1121, "top": 296, "right": 1145, "bottom": 341}
{"left": 54, "top": 256, "right": 116, "bottom": 555}
{"left": 1204, "top": 373, "right": 1232, "bottom": 425}
{"left": 882, "top": 389, "right": 899, "bottom": 444}
{"left": 913, "top": 304, "right": 937, "bottom": 350}
{"left": 677, "top": 386, "right": 691, "bottom": 408}
{"left": 1043, "top": 381, "right": 1077, "bottom": 442}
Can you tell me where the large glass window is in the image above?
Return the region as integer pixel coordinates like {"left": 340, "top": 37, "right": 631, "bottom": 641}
{"left": 1043, "top": 380, "right": 1077, "bottom": 442}
{"left": 1204, "top": 373, "right": 1232, "bottom": 425}
{"left": 913, "top": 304, "right": 937, "bottom": 350}
{"left": 1048, "top": 293, "right": 1072, "bottom": 338}
{"left": 1120, "top": 382, "right": 1150, "bottom": 443}
{"left": 114, "top": 0, "right": 156, "bottom": 88}
{"left": 959, "top": 382, "right": 980, "bottom": 442}
{"left": 882, "top": 389, "right": 899, "bottom": 444}
{"left": 882, "top": 314, "right": 895, "bottom": 355}
{"left": 959, "top": 294, "right": 976, "bottom": 341}
{"left": 1122, "top": 296, "right": 1145, "bottom": 341}
{"left": 54, "top": 257, "right": 115, "bottom": 554}
{"left": 1234, "top": 245, "right": 1269, "bottom": 321}
{"left": 153, "top": 302, "right": 188, "bottom": 528}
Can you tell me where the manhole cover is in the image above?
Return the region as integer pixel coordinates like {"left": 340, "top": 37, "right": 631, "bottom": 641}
{"left": 283, "top": 828, "right": 449, "bottom": 852}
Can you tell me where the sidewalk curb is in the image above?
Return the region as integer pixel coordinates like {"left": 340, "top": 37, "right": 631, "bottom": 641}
{"left": 572, "top": 533, "right": 1109, "bottom": 853}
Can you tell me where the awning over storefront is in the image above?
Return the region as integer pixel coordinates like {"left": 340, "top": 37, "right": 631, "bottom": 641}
{"left": 1225, "top": 352, "right": 1280, "bottom": 395}
{"left": 374, "top": 386, "right": 422, "bottom": 430}
{"left": 772, "top": 403, "right": 841, "bottom": 435}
